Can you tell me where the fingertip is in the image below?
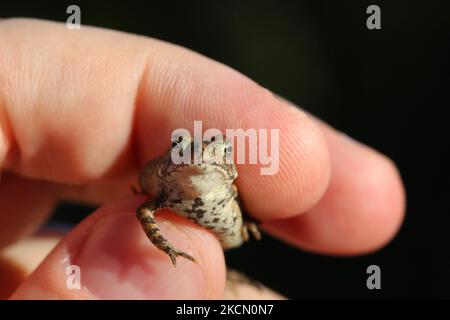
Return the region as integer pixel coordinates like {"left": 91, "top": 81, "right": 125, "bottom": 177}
{"left": 11, "top": 196, "right": 226, "bottom": 299}
{"left": 324, "top": 136, "right": 406, "bottom": 254}
{"left": 266, "top": 133, "right": 406, "bottom": 255}
{"left": 345, "top": 151, "right": 405, "bottom": 253}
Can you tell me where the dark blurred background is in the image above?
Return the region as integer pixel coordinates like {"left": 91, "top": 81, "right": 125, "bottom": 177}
{"left": 1, "top": 0, "right": 449, "bottom": 299}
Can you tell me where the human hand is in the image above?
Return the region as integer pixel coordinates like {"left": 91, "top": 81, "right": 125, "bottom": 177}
{"left": 0, "top": 19, "right": 405, "bottom": 299}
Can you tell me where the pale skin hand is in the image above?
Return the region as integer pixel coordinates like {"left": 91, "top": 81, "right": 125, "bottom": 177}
{"left": 0, "top": 19, "right": 405, "bottom": 299}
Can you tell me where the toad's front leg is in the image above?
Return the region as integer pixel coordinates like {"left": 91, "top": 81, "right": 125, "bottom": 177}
{"left": 136, "top": 198, "right": 197, "bottom": 267}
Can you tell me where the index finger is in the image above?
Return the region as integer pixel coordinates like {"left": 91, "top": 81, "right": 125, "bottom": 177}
{"left": 0, "top": 18, "right": 331, "bottom": 221}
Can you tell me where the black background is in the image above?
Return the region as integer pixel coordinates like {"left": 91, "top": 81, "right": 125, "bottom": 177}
{"left": 1, "top": 0, "right": 449, "bottom": 299}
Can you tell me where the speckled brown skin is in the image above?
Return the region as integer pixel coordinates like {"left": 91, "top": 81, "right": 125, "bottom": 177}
{"left": 136, "top": 135, "right": 261, "bottom": 266}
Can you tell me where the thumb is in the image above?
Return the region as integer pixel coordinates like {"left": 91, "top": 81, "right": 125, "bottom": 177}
{"left": 10, "top": 196, "right": 226, "bottom": 299}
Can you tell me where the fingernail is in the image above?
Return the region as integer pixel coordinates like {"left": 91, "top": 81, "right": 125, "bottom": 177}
{"left": 75, "top": 211, "right": 207, "bottom": 299}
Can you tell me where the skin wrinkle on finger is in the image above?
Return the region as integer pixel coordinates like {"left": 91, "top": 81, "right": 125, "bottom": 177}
{"left": 0, "top": 19, "right": 149, "bottom": 183}
{"left": 0, "top": 18, "right": 331, "bottom": 223}
{"left": 11, "top": 196, "right": 226, "bottom": 299}
{"left": 0, "top": 173, "right": 57, "bottom": 249}
{"left": 0, "top": 119, "right": 8, "bottom": 171}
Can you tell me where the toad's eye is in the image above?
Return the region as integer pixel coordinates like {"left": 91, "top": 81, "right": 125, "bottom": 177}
{"left": 225, "top": 145, "right": 232, "bottom": 153}
{"left": 210, "top": 136, "right": 216, "bottom": 142}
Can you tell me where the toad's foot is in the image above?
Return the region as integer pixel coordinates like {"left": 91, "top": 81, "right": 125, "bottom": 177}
{"left": 137, "top": 199, "right": 197, "bottom": 267}
{"left": 241, "top": 222, "right": 262, "bottom": 242}
{"left": 165, "top": 244, "right": 197, "bottom": 266}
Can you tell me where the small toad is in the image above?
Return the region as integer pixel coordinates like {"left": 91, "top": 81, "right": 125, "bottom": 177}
{"left": 136, "top": 135, "right": 261, "bottom": 266}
